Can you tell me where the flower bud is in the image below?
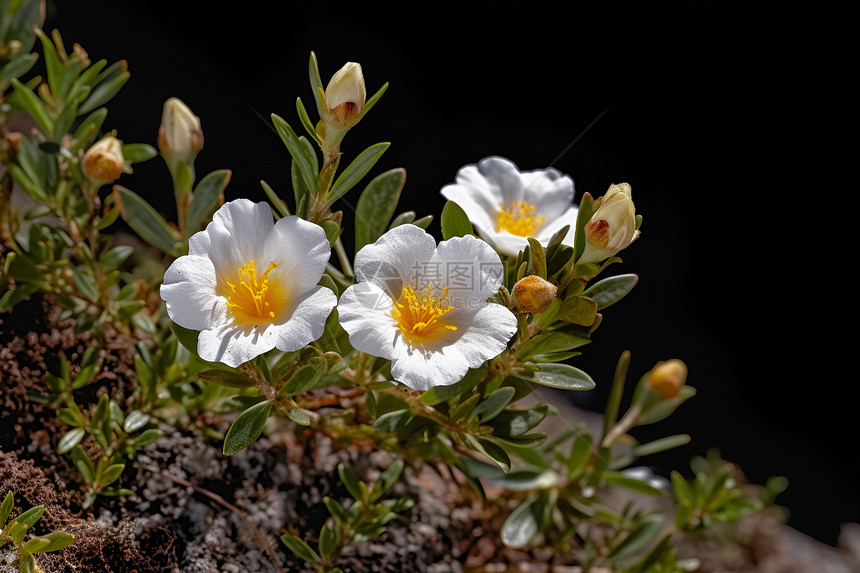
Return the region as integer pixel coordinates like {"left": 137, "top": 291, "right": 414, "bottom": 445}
{"left": 579, "top": 183, "right": 639, "bottom": 264}
{"left": 512, "top": 274, "right": 558, "bottom": 314}
{"left": 324, "top": 62, "right": 366, "bottom": 129}
{"left": 82, "top": 135, "right": 127, "bottom": 184}
{"left": 647, "top": 359, "right": 687, "bottom": 400}
{"left": 157, "top": 97, "right": 204, "bottom": 161}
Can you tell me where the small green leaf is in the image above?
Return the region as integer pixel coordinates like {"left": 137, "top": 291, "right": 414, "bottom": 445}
{"left": 489, "top": 469, "right": 560, "bottom": 492}
{"left": 78, "top": 61, "right": 130, "bottom": 114}
{"left": 527, "top": 237, "right": 547, "bottom": 279}
{"left": 121, "top": 143, "right": 157, "bottom": 164}
{"left": 358, "top": 82, "right": 389, "bottom": 121}
{"left": 354, "top": 168, "right": 406, "bottom": 253}
{"left": 369, "top": 459, "right": 404, "bottom": 502}
{"left": 98, "top": 463, "right": 126, "bottom": 487}
{"left": 489, "top": 404, "right": 550, "bottom": 438}
{"left": 286, "top": 408, "right": 311, "bottom": 426}
{"left": 260, "top": 180, "right": 290, "bottom": 217}
{"left": 472, "top": 387, "right": 515, "bottom": 423}
{"left": 57, "top": 427, "right": 86, "bottom": 454}
{"left": 514, "top": 363, "right": 595, "bottom": 391}
{"left": 582, "top": 273, "right": 639, "bottom": 310}
{"left": 113, "top": 186, "right": 181, "bottom": 256}
{"left": 280, "top": 533, "right": 320, "bottom": 563}
{"left": 318, "top": 525, "right": 335, "bottom": 561}
{"left": 185, "top": 169, "right": 231, "bottom": 233}
{"left": 10, "top": 78, "right": 53, "bottom": 134}
{"left": 500, "top": 494, "right": 544, "bottom": 549}
{"left": 194, "top": 369, "right": 254, "bottom": 388}
{"left": 440, "top": 200, "right": 473, "bottom": 240}
{"left": 602, "top": 350, "right": 630, "bottom": 439}
{"left": 271, "top": 114, "right": 318, "bottom": 194}
{"left": 281, "top": 359, "right": 326, "bottom": 396}
{"left": 606, "top": 515, "right": 665, "bottom": 561}
{"left": 327, "top": 142, "right": 390, "bottom": 204}
{"left": 296, "top": 97, "right": 321, "bottom": 145}
{"left": 223, "top": 401, "right": 273, "bottom": 456}
{"left": 567, "top": 432, "right": 593, "bottom": 480}
{"left": 633, "top": 434, "right": 691, "bottom": 457}
{"left": 18, "top": 551, "right": 37, "bottom": 573}
{"left": 72, "top": 267, "right": 98, "bottom": 301}
{"left": 1, "top": 491, "right": 14, "bottom": 526}
{"left": 603, "top": 471, "right": 665, "bottom": 497}
{"left": 466, "top": 435, "right": 511, "bottom": 472}
{"left": 123, "top": 410, "right": 150, "bottom": 433}
{"left": 12, "top": 505, "right": 45, "bottom": 529}
{"left": 308, "top": 52, "right": 325, "bottom": 117}
{"left": 573, "top": 193, "right": 595, "bottom": 262}
{"left": 338, "top": 464, "right": 364, "bottom": 501}
{"left": 98, "top": 245, "right": 134, "bottom": 269}
{"left": 132, "top": 428, "right": 163, "bottom": 448}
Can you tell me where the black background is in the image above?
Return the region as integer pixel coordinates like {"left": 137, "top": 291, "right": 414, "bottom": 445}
{"left": 49, "top": 1, "right": 856, "bottom": 545}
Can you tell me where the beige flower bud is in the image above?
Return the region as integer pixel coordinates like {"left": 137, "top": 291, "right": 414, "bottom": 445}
{"left": 82, "top": 135, "right": 127, "bottom": 184}
{"left": 579, "top": 183, "right": 639, "bottom": 264}
{"left": 647, "top": 359, "right": 688, "bottom": 400}
{"left": 157, "top": 97, "right": 204, "bottom": 160}
{"left": 512, "top": 274, "right": 558, "bottom": 314}
{"left": 324, "top": 62, "right": 366, "bottom": 129}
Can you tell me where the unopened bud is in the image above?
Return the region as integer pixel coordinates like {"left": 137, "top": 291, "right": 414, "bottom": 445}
{"left": 324, "top": 62, "right": 366, "bottom": 129}
{"left": 513, "top": 274, "right": 558, "bottom": 314}
{"left": 157, "top": 97, "right": 204, "bottom": 161}
{"left": 647, "top": 359, "right": 687, "bottom": 400}
{"left": 579, "top": 183, "right": 639, "bottom": 264}
{"left": 82, "top": 135, "right": 127, "bottom": 184}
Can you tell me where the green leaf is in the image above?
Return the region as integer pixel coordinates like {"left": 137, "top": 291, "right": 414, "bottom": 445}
{"left": 296, "top": 97, "right": 321, "bottom": 145}
{"left": 514, "top": 363, "right": 595, "bottom": 391}
{"left": 186, "top": 169, "right": 231, "bottom": 233}
{"left": 606, "top": 515, "right": 665, "bottom": 561}
{"left": 72, "top": 267, "right": 98, "bottom": 301}
{"left": 0, "top": 53, "right": 37, "bottom": 91}
{"left": 280, "top": 533, "right": 320, "bottom": 563}
{"left": 633, "top": 434, "right": 691, "bottom": 457}
{"left": 558, "top": 296, "right": 598, "bottom": 327}
{"left": 354, "top": 168, "right": 406, "bottom": 253}
{"left": 223, "top": 401, "right": 273, "bottom": 456}
{"left": 70, "top": 107, "right": 108, "bottom": 151}
{"left": 489, "top": 469, "right": 560, "bottom": 492}
{"left": 78, "top": 61, "right": 130, "bottom": 114}
{"left": 358, "top": 82, "right": 389, "bottom": 121}
{"left": 567, "top": 432, "right": 593, "bottom": 480}
{"left": 489, "top": 404, "right": 550, "bottom": 438}
{"left": 440, "top": 200, "right": 473, "bottom": 240}
{"left": 322, "top": 496, "right": 348, "bottom": 523}
{"left": 573, "top": 193, "right": 595, "bottom": 262}
{"left": 57, "top": 427, "right": 86, "bottom": 454}
{"left": 515, "top": 330, "right": 591, "bottom": 361}
{"left": 123, "top": 410, "right": 149, "bottom": 433}
{"left": 602, "top": 350, "right": 630, "bottom": 438}
{"left": 69, "top": 445, "right": 95, "bottom": 484}
{"left": 17, "top": 552, "right": 37, "bottom": 573}
{"left": 338, "top": 464, "right": 364, "bottom": 501}
{"left": 98, "top": 245, "right": 134, "bottom": 269}
{"left": 121, "top": 143, "right": 157, "bottom": 164}
{"left": 326, "top": 142, "right": 390, "bottom": 203}
{"left": 318, "top": 524, "right": 335, "bottom": 561}
{"left": 527, "top": 237, "right": 547, "bottom": 279}
{"left": 0, "top": 283, "right": 39, "bottom": 311}
{"left": 500, "top": 494, "right": 545, "bottom": 549}
{"left": 472, "top": 387, "right": 515, "bottom": 423}
{"left": 369, "top": 459, "right": 404, "bottom": 502}
{"left": 12, "top": 505, "right": 45, "bottom": 528}
{"left": 260, "top": 180, "right": 290, "bottom": 217}
{"left": 113, "top": 186, "right": 181, "bottom": 256}
{"left": 0, "top": 491, "right": 14, "bottom": 526}
{"left": 132, "top": 428, "right": 163, "bottom": 448}
{"left": 603, "top": 471, "right": 665, "bottom": 497}
{"left": 466, "top": 435, "right": 511, "bottom": 472}
{"left": 98, "top": 463, "right": 126, "bottom": 487}
{"left": 308, "top": 52, "right": 325, "bottom": 117}
{"left": 194, "top": 369, "right": 254, "bottom": 388}
{"left": 271, "top": 114, "right": 318, "bottom": 194}
{"left": 281, "top": 358, "right": 326, "bottom": 396}
{"left": 10, "top": 78, "right": 53, "bottom": 134}
{"left": 582, "top": 273, "right": 638, "bottom": 310}
{"left": 286, "top": 408, "right": 311, "bottom": 426}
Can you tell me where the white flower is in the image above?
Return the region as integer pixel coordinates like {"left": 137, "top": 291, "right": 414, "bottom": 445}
{"left": 440, "top": 156, "right": 578, "bottom": 257}
{"left": 160, "top": 199, "right": 337, "bottom": 367}
{"left": 158, "top": 97, "right": 204, "bottom": 160}
{"left": 337, "top": 224, "right": 517, "bottom": 391}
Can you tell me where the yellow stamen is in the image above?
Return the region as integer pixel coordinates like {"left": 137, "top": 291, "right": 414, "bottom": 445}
{"left": 391, "top": 284, "right": 458, "bottom": 341}
{"left": 496, "top": 201, "right": 545, "bottom": 237}
{"left": 224, "top": 260, "right": 281, "bottom": 324}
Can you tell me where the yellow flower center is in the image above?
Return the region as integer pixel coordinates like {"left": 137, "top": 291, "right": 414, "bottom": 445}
{"left": 224, "top": 260, "right": 283, "bottom": 324}
{"left": 496, "top": 201, "right": 545, "bottom": 237}
{"left": 391, "top": 284, "right": 458, "bottom": 341}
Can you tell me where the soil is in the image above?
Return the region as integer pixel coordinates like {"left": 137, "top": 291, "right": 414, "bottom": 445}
{"left": 1, "top": 295, "right": 859, "bottom": 572}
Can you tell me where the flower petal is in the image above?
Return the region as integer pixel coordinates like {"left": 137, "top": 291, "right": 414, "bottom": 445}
{"left": 535, "top": 205, "right": 579, "bottom": 246}
{"left": 160, "top": 254, "right": 221, "bottom": 331}
{"left": 389, "top": 340, "right": 471, "bottom": 391}
{"left": 451, "top": 303, "right": 518, "bottom": 367}
{"left": 206, "top": 198, "right": 275, "bottom": 276}
{"left": 261, "top": 215, "right": 332, "bottom": 298}
{"left": 268, "top": 285, "right": 337, "bottom": 351}
{"left": 431, "top": 234, "right": 506, "bottom": 304}
{"left": 196, "top": 321, "right": 277, "bottom": 368}
{"left": 337, "top": 282, "right": 399, "bottom": 360}
{"left": 522, "top": 168, "right": 575, "bottom": 216}
{"left": 354, "top": 224, "right": 437, "bottom": 298}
